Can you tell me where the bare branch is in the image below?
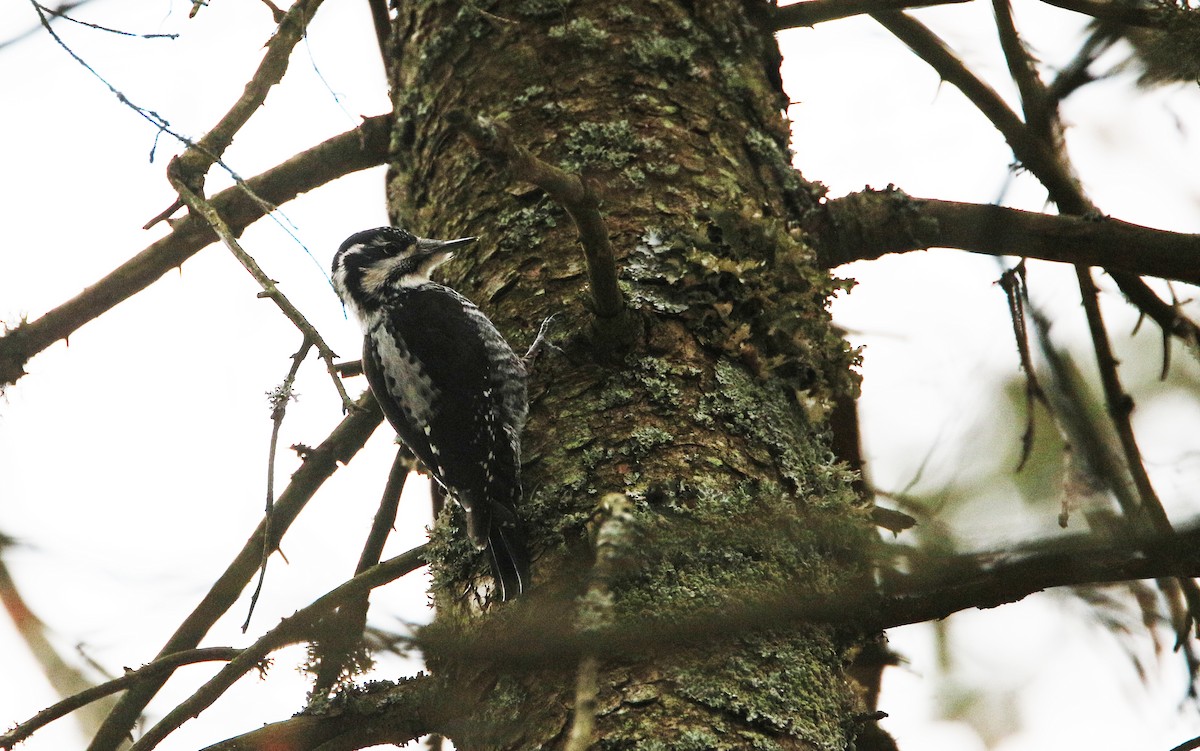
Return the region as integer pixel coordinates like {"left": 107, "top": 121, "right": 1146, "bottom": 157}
{"left": 772, "top": 0, "right": 970, "bottom": 29}
{"left": 126, "top": 545, "right": 430, "bottom": 751}
{"left": 33, "top": 2, "right": 178, "bottom": 39}
{"left": 244, "top": 337, "right": 315, "bottom": 633}
{"left": 566, "top": 494, "right": 634, "bottom": 751}
{"left": 876, "top": 9, "right": 1200, "bottom": 640}
{"left": 813, "top": 190, "right": 1200, "bottom": 285}
{"left": 0, "top": 114, "right": 391, "bottom": 390}
{"left": 191, "top": 524, "right": 1200, "bottom": 747}
{"left": 992, "top": 0, "right": 1055, "bottom": 143}
{"left": 1038, "top": 0, "right": 1176, "bottom": 28}
{"left": 0, "top": 648, "right": 242, "bottom": 750}
{"left": 86, "top": 393, "right": 384, "bottom": 751}
{"left": 366, "top": 0, "right": 391, "bottom": 67}
{"left": 157, "top": 0, "right": 326, "bottom": 226}
{"left": 872, "top": 12, "right": 1088, "bottom": 214}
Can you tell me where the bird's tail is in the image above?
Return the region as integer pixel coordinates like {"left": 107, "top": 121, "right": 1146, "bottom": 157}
{"left": 486, "top": 510, "right": 531, "bottom": 601}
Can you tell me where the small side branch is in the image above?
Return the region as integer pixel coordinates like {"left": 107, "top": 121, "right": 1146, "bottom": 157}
{"left": 871, "top": 12, "right": 1087, "bottom": 214}
{"left": 772, "top": 0, "right": 970, "bottom": 29}
{"left": 243, "top": 338, "right": 315, "bottom": 633}
{"left": 126, "top": 545, "right": 430, "bottom": 751}
{"left": 152, "top": 0, "right": 327, "bottom": 225}
{"left": 169, "top": 177, "right": 353, "bottom": 411}
{"left": 445, "top": 111, "right": 626, "bottom": 323}
{"left": 1038, "top": 0, "right": 1176, "bottom": 28}
{"left": 814, "top": 190, "right": 1200, "bottom": 285}
{"left": 87, "top": 394, "right": 384, "bottom": 751}
{"left": 414, "top": 526, "right": 1200, "bottom": 671}
{"left": 0, "top": 648, "right": 242, "bottom": 750}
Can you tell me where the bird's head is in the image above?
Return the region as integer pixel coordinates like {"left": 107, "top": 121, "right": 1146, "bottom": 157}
{"left": 332, "top": 226, "right": 477, "bottom": 319}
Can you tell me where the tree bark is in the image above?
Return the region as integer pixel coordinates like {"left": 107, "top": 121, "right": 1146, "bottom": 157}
{"left": 387, "top": 2, "right": 875, "bottom": 748}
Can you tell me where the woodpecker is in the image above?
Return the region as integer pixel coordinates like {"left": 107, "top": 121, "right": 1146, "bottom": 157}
{"left": 332, "top": 226, "right": 531, "bottom": 600}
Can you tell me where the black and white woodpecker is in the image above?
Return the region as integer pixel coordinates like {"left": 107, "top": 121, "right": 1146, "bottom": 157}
{"left": 332, "top": 226, "right": 531, "bottom": 600}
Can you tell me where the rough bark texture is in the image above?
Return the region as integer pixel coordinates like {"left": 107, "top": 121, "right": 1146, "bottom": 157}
{"left": 387, "top": 1, "right": 873, "bottom": 748}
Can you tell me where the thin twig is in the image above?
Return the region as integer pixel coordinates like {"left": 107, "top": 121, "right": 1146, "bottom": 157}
{"left": 157, "top": 0, "right": 326, "bottom": 228}
{"left": 1074, "top": 268, "right": 1173, "bottom": 538}
{"left": 243, "top": 338, "right": 315, "bottom": 633}
{"left": 126, "top": 545, "right": 430, "bottom": 751}
{"left": 871, "top": 12, "right": 1200, "bottom": 348}
{"left": 0, "top": 0, "right": 89, "bottom": 50}
{"left": 772, "top": 0, "right": 970, "bottom": 29}
{"left": 445, "top": 111, "right": 626, "bottom": 323}
{"left": 167, "top": 177, "right": 354, "bottom": 411}
{"left": 1038, "top": 0, "right": 1175, "bottom": 28}
{"left": 875, "top": 3, "right": 1200, "bottom": 649}
{"left": 998, "top": 261, "right": 1051, "bottom": 470}
{"left": 27, "top": 0, "right": 262, "bottom": 213}
{"left": 0, "top": 114, "right": 392, "bottom": 390}
{"left": 992, "top": 0, "right": 1054, "bottom": 143}
{"left": 871, "top": 12, "right": 1087, "bottom": 213}
{"left": 0, "top": 648, "right": 242, "bottom": 750}
{"left": 86, "top": 394, "right": 383, "bottom": 751}
{"left": 34, "top": 1, "right": 178, "bottom": 38}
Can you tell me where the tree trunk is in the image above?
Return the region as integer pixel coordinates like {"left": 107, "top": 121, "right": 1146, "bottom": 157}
{"left": 388, "top": 1, "right": 874, "bottom": 748}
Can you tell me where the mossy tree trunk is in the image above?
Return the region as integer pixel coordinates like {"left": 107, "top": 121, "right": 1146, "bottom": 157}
{"left": 388, "top": 1, "right": 874, "bottom": 748}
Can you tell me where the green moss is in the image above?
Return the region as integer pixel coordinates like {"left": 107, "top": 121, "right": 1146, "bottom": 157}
{"left": 702, "top": 360, "right": 811, "bottom": 491}
{"left": 561, "top": 120, "right": 663, "bottom": 174}
{"left": 495, "top": 200, "right": 560, "bottom": 252}
{"left": 548, "top": 17, "right": 611, "bottom": 49}
{"left": 608, "top": 4, "right": 638, "bottom": 22}
{"left": 513, "top": 0, "right": 573, "bottom": 18}
{"left": 625, "top": 425, "right": 675, "bottom": 457}
{"left": 625, "top": 355, "right": 697, "bottom": 409}
{"left": 628, "top": 32, "right": 698, "bottom": 73}
{"left": 674, "top": 631, "right": 856, "bottom": 751}
{"left": 511, "top": 85, "right": 547, "bottom": 107}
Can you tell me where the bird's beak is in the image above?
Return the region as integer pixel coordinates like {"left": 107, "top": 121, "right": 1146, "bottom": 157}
{"left": 415, "top": 235, "right": 477, "bottom": 261}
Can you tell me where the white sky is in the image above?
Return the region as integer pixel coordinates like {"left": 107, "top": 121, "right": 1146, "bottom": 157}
{"left": 2, "top": 1, "right": 1200, "bottom": 749}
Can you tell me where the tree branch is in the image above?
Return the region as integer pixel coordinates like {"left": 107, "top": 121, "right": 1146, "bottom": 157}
{"left": 871, "top": 12, "right": 1089, "bottom": 214}
{"left": 0, "top": 648, "right": 242, "bottom": 750}
{"left": 1038, "top": 0, "right": 1175, "bottom": 28}
{"left": 86, "top": 393, "right": 384, "bottom": 751}
{"left": 187, "top": 523, "right": 1200, "bottom": 748}
{"left": 772, "top": 0, "right": 970, "bottom": 29}
{"left": 812, "top": 190, "right": 1200, "bottom": 285}
{"left": 150, "top": 0, "right": 327, "bottom": 226}
{"left": 198, "top": 675, "right": 449, "bottom": 751}
{"left": 126, "top": 545, "right": 430, "bottom": 751}
{"left": 0, "top": 114, "right": 391, "bottom": 390}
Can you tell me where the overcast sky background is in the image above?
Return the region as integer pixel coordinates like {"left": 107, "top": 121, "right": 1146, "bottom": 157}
{"left": 2, "top": 2, "right": 1200, "bottom": 749}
